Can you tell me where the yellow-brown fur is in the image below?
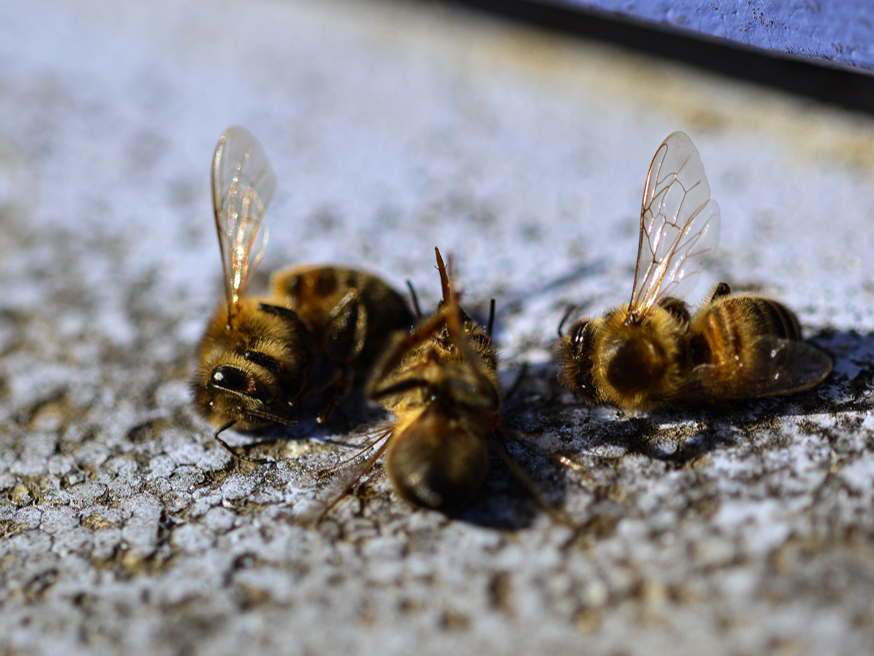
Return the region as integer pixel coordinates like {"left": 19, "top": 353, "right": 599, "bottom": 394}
{"left": 558, "top": 299, "right": 692, "bottom": 411}
{"left": 557, "top": 283, "right": 831, "bottom": 409}
{"left": 193, "top": 265, "right": 413, "bottom": 431}
{"left": 365, "top": 249, "right": 501, "bottom": 509}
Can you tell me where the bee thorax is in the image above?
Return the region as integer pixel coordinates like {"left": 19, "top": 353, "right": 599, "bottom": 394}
{"left": 603, "top": 335, "right": 667, "bottom": 393}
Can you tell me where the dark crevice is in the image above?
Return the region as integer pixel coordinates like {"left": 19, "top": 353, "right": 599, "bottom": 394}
{"left": 447, "top": 0, "right": 874, "bottom": 114}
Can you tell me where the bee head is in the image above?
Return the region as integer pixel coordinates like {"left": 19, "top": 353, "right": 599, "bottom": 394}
{"left": 192, "top": 299, "right": 309, "bottom": 431}
{"left": 556, "top": 318, "right": 599, "bottom": 403}
{"left": 191, "top": 360, "right": 283, "bottom": 431}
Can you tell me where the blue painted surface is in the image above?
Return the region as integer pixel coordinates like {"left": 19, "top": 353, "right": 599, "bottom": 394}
{"left": 546, "top": 0, "right": 874, "bottom": 72}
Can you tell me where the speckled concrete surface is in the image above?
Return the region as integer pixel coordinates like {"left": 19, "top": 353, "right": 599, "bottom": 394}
{"left": 1, "top": 1, "right": 874, "bottom": 655}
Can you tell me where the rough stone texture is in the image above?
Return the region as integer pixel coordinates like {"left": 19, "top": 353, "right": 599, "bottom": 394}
{"left": 556, "top": 0, "right": 874, "bottom": 72}
{"left": 1, "top": 1, "right": 874, "bottom": 655}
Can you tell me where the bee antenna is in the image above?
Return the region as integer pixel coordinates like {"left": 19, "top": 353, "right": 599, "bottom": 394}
{"left": 557, "top": 305, "right": 578, "bottom": 338}
{"left": 486, "top": 298, "right": 496, "bottom": 337}
{"left": 406, "top": 280, "right": 423, "bottom": 319}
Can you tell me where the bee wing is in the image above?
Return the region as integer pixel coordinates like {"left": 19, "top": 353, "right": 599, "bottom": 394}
{"left": 630, "top": 131, "right": 720, "bottom": 315}
{"left": 211, "top": 126, "right": 277, "bottom": 309}
{"left": 658, "top": 337, "right": 833, "bottom": 403}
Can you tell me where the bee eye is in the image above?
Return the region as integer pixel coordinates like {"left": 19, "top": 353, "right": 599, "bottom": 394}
{"left": 209, "top": 365, "right": 251, "bottom": 393}
{"left": 570, "top": 320, "right": 590, "bottom": 351}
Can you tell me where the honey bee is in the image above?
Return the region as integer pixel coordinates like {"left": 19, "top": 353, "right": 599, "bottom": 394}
{"left": 361, "top": 248, "right": 503, "bottom": 508}
{"left": 291, "top": 248, "right": 564, "bottom": 523}
{"left": 557, "top": 131, "right": 833, "bottom": 410}
{"left": 191, "top": 126, "right": 413, "bottom": 451}
{"left": 299, "top": 247, "right": 543, "bottom": 514}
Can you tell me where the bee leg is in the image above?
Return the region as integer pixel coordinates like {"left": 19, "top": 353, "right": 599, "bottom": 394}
{"left": 557, "top": 305, "right": 579, "bottom": 338}
{"left": 333, "top": 294, "right": 368, "bottom": 358}
{"left": 313, "top": 364, "right": 355, "bottom": 424}
{"left": 366, "top": 306, "right": 456, "bottom": 400}
{"left": 351, "top": 302, "right": 368, "bottom": 356}
{"left": 406, "top": 281, "right": 423, "bottom": 319}
{"left": 368, "top": 373, "right": 432, "bottom": 404}
{"left": 502, "top": 361, "right": 529, "bottom": 403}
{"left": 486, "top": 299, "right": 496, "bottom": 337}
{"left": 324, "top": 288, "right": 359, "bottom": 325}
{"left": 310, "top": 292, "right": 370, "bottom": 423}
{"left": 294, "top": 433, "right": 394, "bottom": 527}
{"left": 213, "top": 422, "right": 274, "bottom": 464}
{"left": 492, "top": 429, "right": 574, "bottom": 527}
{"left": 287, "top": 366, "right": 311, "bottom": 407}
{"left": 709, "top": 282, "right": 732, "bottom": 302}
{"left": 440, "top": 300, "right": 501, "bottom": 408}
{"left": 369, "top": 299, "right": 498, "bottom": 407}
{"left": 435, "top": 247, "right": 453, "bottom": 303}
{"left": 318, "top": 426, "right": 394, "bottom": 475}
{"left": 321, "top": 289, "right": 370, "bottom": 361}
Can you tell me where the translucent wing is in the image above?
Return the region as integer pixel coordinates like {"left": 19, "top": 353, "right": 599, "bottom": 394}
{"left": 211, "top": 125, "right": 277, "bottom": 319}
{"left": 629, "top": 132, "right": 720, "bottom": 317}
{"left": 656, "top": 337, "right": 833, "bottom": 403}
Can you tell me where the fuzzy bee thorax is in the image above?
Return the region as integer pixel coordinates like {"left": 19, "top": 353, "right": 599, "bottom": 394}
{"left": 590, "top": 305, "right": 692, "bottom": 410}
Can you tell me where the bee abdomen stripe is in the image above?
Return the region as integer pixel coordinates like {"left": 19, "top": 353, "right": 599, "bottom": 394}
{"left": 747, "top": 298, "right": 801, "bottom": 341}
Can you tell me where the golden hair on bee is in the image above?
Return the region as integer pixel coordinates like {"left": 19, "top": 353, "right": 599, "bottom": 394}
{"left": 557, "top": 131, "right": 832, "bottom": 410}
{"left": 191, "top": 126, "right": 413, "bottom": 457}
{"left": 366, "top": 247, "right": 500, "bottom": 508}
{"left": 296, "top": 248, "right": 559, "bottom": 522}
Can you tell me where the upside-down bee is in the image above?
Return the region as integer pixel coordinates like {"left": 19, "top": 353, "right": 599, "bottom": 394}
{"left": 362, "top": 248, "right": 503, "bottom": 508}
{"left": 301, "top": 248, "right": 547, "bottom": 515}
{"left": 557, "top": 131, "right": 832, "bottom": 410}
{"left": 191, "top": 126, "right": 413, "bottom": 452}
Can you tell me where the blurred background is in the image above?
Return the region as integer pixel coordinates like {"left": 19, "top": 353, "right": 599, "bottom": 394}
{"left": 1, "top": 2, "right": 874, "bottom": 655}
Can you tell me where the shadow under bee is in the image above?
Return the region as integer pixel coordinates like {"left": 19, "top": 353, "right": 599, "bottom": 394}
{"left": 554, "top": 394, "right": 844, "bottom": 474}
{"left": 806, "top": 329, "right": 874, "bottom": 406}
{"left": 297, "top": 429, "right": 569, "bottom": 531}
{"left": 505, "top": 328, "right": 842, "bottom": 476}
{"left": 448, "top": 430, "right": 572, "bottom": 530}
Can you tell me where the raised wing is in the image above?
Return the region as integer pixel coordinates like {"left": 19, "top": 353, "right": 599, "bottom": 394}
{"left": 211, "top": 126, "right": 277, "bottom": 321}
{"left": 657, "top": 337, "right": 833, "bottom": 403}
{"left": 629, "top": 131, "right": 720, "bottom": 318}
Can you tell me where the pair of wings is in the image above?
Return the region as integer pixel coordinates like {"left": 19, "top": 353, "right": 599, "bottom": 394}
{"left": 208, "top": 127, "right": 832, "bottom": 397}
{"left": 211, "top": 126, "right": 276, "bottom": 317}
{"left": 210, "top": 128, "right": 715, "bottom": 320}
{"left": 632, "top": 131, "right": 831, "bottom": 399}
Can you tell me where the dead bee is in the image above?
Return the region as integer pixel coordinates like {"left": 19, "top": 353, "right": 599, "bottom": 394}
{"left": 191, "top": 126, "right": 413, "bottom": 452}
{"left": 557, "top": 131, "right": 832, "bottom": 410}
{"left": 363, "top": 248, "right": 502, "bottom": 508}
{"left": 299, "top": 247, "right": 547, "bottom": 517}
